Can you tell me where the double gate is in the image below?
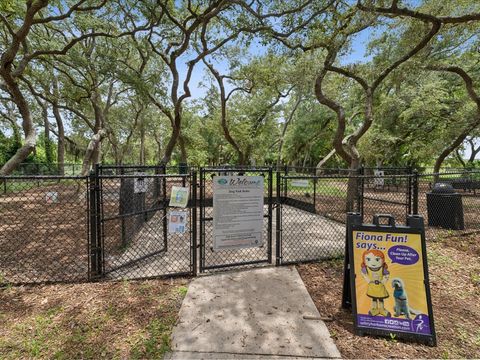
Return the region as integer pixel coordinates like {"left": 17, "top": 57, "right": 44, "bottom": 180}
{"left": 88, "top": 165, "right": 413, "bottom": 281}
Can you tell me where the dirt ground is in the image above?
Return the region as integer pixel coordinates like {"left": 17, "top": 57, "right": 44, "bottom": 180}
{"left": 297, "top": 233, "right": 480, "bottom": 359}
{"left": 0, "top": 278, "right": 189, "bottom": 359}
{"left": 0, "top": 180, "right": 88, "bottom": 283}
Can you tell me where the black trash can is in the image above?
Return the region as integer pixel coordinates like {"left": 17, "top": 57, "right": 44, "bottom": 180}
{"left": 426, "top": 183, "right": 464, "bottom": 230}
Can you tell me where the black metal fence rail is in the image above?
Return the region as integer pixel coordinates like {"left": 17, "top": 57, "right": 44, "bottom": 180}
{"left": 0, "top": 163, "right": 84, "bottom": 176}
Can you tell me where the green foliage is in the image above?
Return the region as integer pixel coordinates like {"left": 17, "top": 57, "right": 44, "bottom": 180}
{"left": 1, "top": 0, "right": 479, "bottom": 171}
{"left": 0, "top": 131, "right": 21, "bottom": 164}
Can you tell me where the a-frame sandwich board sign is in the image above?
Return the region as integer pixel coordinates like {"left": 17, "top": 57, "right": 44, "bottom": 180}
{"left": 343, "top": 213, "right": 436, "bottom": 346}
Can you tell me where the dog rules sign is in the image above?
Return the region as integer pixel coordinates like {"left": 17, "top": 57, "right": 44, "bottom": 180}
{"left": 343, "top": 213, "right": 436, "bottom": 346}
{"left": 212, "top": 175, "right": 264, "bottom": 251}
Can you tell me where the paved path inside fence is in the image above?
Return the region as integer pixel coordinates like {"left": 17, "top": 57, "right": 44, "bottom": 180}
{"left": 166, "top": 267, "right": 341, "bottom": 359}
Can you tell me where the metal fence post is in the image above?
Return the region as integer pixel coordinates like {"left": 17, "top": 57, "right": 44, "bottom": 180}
{"left": 199, "top": 168, "right": 205, "bottom": 273}
{"left": 275, "top": 170, "right": 282, "bottom": 266}
{"left": 284, "top": 165, "right": 288, "bottom": 199}
{"left": 191, "top": 170, "right": 197, "bottom": 276}
{"left": 162, "top": 174, "right": 168, "bottom": 252}
{"left": 412, "top": 170, "right": 419, "bottom": 215}
{"left": 407, "top": 171, "right": 413, "bottom": 215}
{"left": 267, "top": 167, "right": 273, "bottom": 264}
{"left": 357, "top": 166, "right": 364, "bottom": 215}
{"left": 88, "top": 164, "right": 102, "bottom": 280}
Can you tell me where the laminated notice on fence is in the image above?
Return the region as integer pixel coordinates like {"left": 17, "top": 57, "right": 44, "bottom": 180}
{"left": 168, "top": 210, "right": 187, "bottom": 234}
{"left": 45, "top": 192, "right": 59, "bottom": 204}
{"left": 213, "top": 176, "right": 264, "bottom": 251}
{"left": 134, "top": 172, "right": 149, "bottom": 193}
{"left": 291, "top": 179, "right": 309, "bottom": 188}
{"left": 169, "top": 186, "right": 189, "bottom": 208}
{"left": 373, "top": 170, "right": 385, "bottom": 187}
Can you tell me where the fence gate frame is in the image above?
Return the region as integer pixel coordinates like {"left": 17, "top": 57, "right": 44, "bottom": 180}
{"left": 88, "top": 164, "right": 197, "bottom": 280}
{"left": 199, "top": 167, "right": 273, "bottom": 272}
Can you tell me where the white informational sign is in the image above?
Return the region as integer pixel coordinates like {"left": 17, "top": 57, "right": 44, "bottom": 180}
{"left": 213, "top": 176, "right": 264, "bottom": 251}
{"left": 134, "top": 172, "right": 150, "bottom": 193}
{"left": 291, "top": 179, "right": 309, "bottom": 188}
{"left": 373, "top": 170, "right": 385, "bottom": 187}
{"left": 169, "top": 186, "right": 190, "bottom": 208}
{"left": 168, "top": 210, "right": 188, "bottom": 234}
{"left": 45, "top": 191, "right": 59, "bottom": 204}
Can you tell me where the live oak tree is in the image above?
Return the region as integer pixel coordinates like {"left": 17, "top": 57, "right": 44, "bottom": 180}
{"left": 0, "top": 0, "right": 111, "bottom": 174}
{"left": 1, "top": 1, "right": 479, "bottom": 173}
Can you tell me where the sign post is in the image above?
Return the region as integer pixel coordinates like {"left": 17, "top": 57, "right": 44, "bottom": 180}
{"left": 212, "top": 175, "right": 264, "bottom": 251}
{"left": 343, "top": 213, "right": 436, "bottom": 346}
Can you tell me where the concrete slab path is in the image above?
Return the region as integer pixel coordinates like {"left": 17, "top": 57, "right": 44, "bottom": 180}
{"left": 166, "top": 267, "right": 341, "bottom": 359}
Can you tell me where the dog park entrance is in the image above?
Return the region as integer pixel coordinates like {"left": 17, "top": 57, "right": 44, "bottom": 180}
{"left": 1, "top": 166, "right": 479, "bottom": 284}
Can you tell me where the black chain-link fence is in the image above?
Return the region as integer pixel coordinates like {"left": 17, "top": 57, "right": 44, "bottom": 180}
{"left": 1, "top": 167, "right": 478, "bottom": 284}
{"left": 0, "top": 176, "right": 89, "bottom": 284}
{"left": 416, "top": 171, "right": 480, "bottom": 240}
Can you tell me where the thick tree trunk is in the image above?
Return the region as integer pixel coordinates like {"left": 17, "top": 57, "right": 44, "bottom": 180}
{"left": 140, "top": 120, "right": 145, "bottom": 165}
{"left": 277, "top": 95, "right": 301, "bottom": 167}
{"left": 0, "top": 73, "right": 36, "bottom": 175}
{"left": 82, "top": 130, "right": 106, "bottom": 176}
{"left": 178, "top": 134, "right": 187, "bottom": 163}
{"left": 203, "top": 60, "right": 245, "bottom": 165}
{"left": 346, "top": 158, "right": 361, "bottom": 213}
{"left": 433, "top": 126, "right": 478, "bottom": 182}
{"left": 315, "top": 148, "right": 336, "bottom": 175}
{"left": 40, "top": 103, "right": 54, "bottom": 164}
{"left": 52, "top": 103, "right": 65, "bottom": 175}
{"left": 467, "top": 138, "right": 480, "bottom": 165}
{"left": 161, "top": 117, "right": 181, "bottom": 164}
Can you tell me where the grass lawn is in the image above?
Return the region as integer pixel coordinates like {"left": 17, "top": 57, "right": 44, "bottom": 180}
{"left": 0, "top": 278, "right": 189, "bottom": 359}
{"left": 297, "top": 232, "right": 480, "bottom": 359}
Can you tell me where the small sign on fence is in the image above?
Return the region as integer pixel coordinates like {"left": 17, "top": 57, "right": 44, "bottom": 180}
{"left": 373, "top": 170, "right": 385, "bottom": 187}
{"left": 45, "top": 191, "right": 59, "bottom": 203}
{"left": 342, "top": 213, "right": 436, "bottom": 346}
{"left": 291, "top": 179, "right": 310, "bottom": 188}
{"left": 169, "top": 186, "right": 189, "bottom": 208}
{"left": 134, "top": 172, "right": 149, "bottom": 193}
{"left": 212, "top": 176, "right": 264, "bottom": 251}
{"left": 168, "top": 210, "right": 188, "bottom": 234}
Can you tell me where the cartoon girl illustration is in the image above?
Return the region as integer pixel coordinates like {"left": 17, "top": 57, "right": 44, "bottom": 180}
{"left": 360, "top": 249, "right": 391, "bottom": 317}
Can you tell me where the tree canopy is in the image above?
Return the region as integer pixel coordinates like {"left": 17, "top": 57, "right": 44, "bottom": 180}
{"left": 1, "top": 0, "right": 480, "bottom": 175}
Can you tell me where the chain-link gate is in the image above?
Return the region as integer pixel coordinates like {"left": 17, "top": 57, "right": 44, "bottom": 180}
{"left": 89, "top": 165, "right": 196, "bottom": 280}
{"left": 276, "top": 172, "right": 348, "bottom": 265}
{"left": 199, "top": 167, "right": 273, "bottom": 272}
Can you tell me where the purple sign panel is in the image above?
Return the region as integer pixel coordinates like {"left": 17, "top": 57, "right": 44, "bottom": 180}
{"left": 388, "top": 245, "right": 419, "bottom": 265}
{"left": 357, "top": 314, "right": 432, "bottom": 335}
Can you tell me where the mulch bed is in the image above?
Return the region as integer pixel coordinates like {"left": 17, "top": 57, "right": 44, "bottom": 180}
{"left": 297, "top": 234, "right": 480, "bottom": 359}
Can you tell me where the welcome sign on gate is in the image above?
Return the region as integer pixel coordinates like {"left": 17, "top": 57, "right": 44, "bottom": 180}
{"left": 212, "top": 176, "right": 264, "bottom": 251}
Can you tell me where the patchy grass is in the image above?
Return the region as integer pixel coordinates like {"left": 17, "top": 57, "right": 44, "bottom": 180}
{"left": 0, "top": 278, "right": 189, "bottom": 359}
{"left": 297, "top": 234, "right": 480, "bottom": 359}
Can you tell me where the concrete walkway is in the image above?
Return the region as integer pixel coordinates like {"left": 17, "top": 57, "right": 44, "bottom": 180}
{"left": 166, "top": 267, "right": 341, "bottom": 359}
